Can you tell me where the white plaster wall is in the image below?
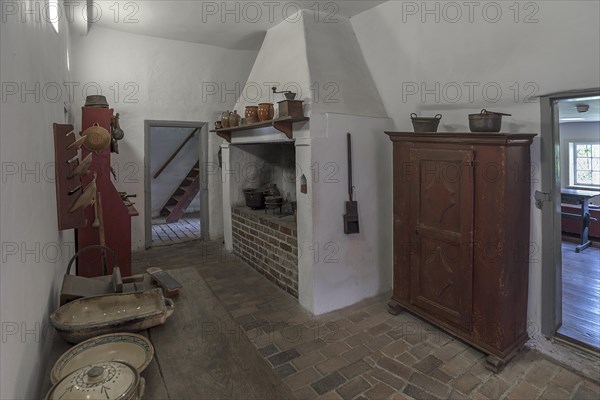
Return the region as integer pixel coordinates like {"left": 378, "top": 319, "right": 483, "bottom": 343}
{"left": 150, "top": 126, "right": 201, "bottom": 217}
{"left": 0, "top": 6, "right": 73, "bottom": 399}
{"left": 222, "top": 144, "right": 233, "bottom": 250}
{"left": 302, "top": 14, "right": 387, "bottom": 118}
{"left": 559, "top": 122, "right": 600, "bottom": 190}
{"left": 233, "top": 10, "right": 387, "bottom": 120}
{"left": 295, "top": 136, "right": 315, "bottom": 311}
{"left": 227, "top": 10, "right": 392, "bottom": 314}
{"left": 351, "top": 0, "right": 600, "bottom": 329}
{"left": 70, "top": 26, "right": 257, "bottom": 245}
{"left": 233, "top": 11, "right": 311, "bottom": 120}
{"left": 310, "top": 114, "right": 394, "bottom": 314}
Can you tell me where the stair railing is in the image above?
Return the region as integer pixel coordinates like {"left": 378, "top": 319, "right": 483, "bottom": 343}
{"left": 153, "top": 128, "right": 199, "bottom": 179}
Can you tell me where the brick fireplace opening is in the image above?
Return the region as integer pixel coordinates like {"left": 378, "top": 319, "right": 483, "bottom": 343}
{"left": 232, "top": 207, "right": 298, "bottom": 298}
{"left": 228, "top": 142, "right": 298, "bottom": 298}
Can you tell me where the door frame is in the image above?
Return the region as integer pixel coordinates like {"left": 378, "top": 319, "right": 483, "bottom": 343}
{"left": 539, "top": 88, "right": 600, "bottom": 337}
{"left": 144, "top": 120, "right": 209, "bottom": 249}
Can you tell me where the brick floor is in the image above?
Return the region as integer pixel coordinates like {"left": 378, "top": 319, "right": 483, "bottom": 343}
{"left": 133, "top": 241, "right": 600, "bottom": 400}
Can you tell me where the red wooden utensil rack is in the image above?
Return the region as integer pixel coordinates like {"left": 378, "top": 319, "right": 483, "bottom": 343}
{"left": 76, "top": 106, "right": 138, "bottom": 277}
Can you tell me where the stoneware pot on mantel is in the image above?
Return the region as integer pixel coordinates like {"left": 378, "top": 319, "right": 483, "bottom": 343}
{"left": 258, "top": 103, "right": 274, "bottom": 122}
{"left": 245, "top": 106, "right": 259, "bottom": 124}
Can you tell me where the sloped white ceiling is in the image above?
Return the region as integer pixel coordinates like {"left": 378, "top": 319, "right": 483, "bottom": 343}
{"left": 91, "top": 0, "right": 386, "bottom": 49}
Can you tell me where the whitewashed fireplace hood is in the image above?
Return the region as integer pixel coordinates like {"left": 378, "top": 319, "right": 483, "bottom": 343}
{"left": 221, "top": 10, "right": 394, "bottom": 315}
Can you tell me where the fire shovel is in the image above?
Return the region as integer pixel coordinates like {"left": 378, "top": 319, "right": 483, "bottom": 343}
{"left": 344, "top": 133, "right": 360, "bottom": 234}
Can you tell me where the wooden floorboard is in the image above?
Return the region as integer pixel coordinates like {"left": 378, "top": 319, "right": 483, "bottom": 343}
{"left": 558, "top": 241, "right": 600, "bottom": 350}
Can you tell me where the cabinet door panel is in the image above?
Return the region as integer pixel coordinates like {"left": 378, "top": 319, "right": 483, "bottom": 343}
{"left": 409, "top": 148, "right": 474, "bottom": 330}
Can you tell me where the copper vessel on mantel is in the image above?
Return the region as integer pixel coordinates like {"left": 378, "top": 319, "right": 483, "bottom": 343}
{"left": 245, "top": 106, "right": 259, "bottom": 123}
{"left": 258, "top": 103, "right": 274, "bottom": 122}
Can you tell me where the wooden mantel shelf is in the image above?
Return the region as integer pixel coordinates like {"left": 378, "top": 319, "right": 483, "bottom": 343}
{"left": 210, "top": 116, "right": 309, "bottom": 142}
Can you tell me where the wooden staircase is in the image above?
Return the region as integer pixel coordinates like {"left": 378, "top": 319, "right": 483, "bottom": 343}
{"left": 160, "top": 161, "right": 200, "bottom": 223}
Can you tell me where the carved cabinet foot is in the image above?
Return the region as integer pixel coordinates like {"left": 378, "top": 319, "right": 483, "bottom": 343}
{"left": 485, "top": 344, "right": 525, "bottom": 373}
{"left": 387, "top": 300, "right": 404, "bottom": 315}
{"left": 485, "top": 355, "right": 505, "bottom": 373}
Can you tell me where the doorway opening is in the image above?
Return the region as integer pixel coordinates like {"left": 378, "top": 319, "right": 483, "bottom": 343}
{"left": 556, "top": 96, "right": 600, "bottom": 350}
{"left": 144, "top": 121, "right": 208, "bottom": 249}
{"left": 540, "top": 90, "right": 600, "bottom": 352}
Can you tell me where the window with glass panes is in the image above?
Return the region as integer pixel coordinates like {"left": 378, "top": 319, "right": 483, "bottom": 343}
{"left": 571, "top": 142, "right": 600, "bottom": 187}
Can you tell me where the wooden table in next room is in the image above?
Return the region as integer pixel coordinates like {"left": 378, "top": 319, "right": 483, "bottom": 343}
{"left": 561, "top": 188, "right": 600, "bottom": 252}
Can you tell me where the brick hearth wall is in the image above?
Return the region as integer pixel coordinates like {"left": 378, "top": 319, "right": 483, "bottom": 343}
{"left": 231, "top": 207, "right": 299, "bottom": 298}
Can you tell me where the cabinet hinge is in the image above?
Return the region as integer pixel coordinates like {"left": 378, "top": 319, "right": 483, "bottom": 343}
{"left": 534, "top": 190, "right": 551, "bottom": 210}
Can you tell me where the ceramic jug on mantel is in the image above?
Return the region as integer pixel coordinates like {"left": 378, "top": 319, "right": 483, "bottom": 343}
{"left": 229, "top": 110, "right": 240, "bottom": 127}
{"left": 221, "top": 111, "right": 230, "bottom": 128}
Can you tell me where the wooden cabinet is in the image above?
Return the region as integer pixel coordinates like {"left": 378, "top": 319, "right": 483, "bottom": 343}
{"left": 385, "top": 132, "right": 536, "bottom": 372}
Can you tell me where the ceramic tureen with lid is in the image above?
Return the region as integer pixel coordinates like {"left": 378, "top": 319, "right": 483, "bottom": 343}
{"left": 46, "top": 361, "right": 145, "bottom": 400}
{"left": 50, "top": 333, "right": 154, "bottom": 384}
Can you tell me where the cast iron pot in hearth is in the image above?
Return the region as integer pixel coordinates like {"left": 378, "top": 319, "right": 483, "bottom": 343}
{"left": 264, "top": 196, "right": 283, "bottom": 214}
{"left": 243, "top": 189, "right": 265, "bottom": 209}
